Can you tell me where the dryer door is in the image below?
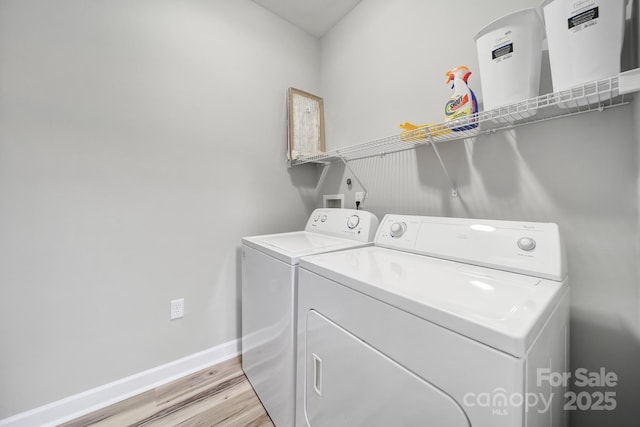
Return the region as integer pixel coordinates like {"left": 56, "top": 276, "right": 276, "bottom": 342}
{"left": 304, "top": 310, "right": 471, "bottom": 427}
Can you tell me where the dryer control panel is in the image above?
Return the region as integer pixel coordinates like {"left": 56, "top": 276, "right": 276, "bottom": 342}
{"left": 375, "top": 214, "right": 566, "bottom": 281}
{"left": 305, "top": 209, "right": 379, "bottom": 243}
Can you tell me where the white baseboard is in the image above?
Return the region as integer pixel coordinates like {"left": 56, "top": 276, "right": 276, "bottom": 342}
{"left": 0, "top": 338, "right": 241, "bottom": 427}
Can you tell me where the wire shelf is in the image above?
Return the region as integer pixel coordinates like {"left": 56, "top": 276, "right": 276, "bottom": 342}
{"left": 289, "top": 73, "right": 635, "bottom": 167}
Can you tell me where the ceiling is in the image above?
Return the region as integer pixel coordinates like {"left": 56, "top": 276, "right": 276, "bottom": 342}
{"left": 252, "top": 0, "right": 362, "bottom": 38}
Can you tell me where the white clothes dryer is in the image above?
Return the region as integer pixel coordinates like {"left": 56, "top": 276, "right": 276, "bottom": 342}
{"left": 296, "top": 214, "right": 569, "bottom": 427}
{"left": 242, "top": 208, "right": 379, "bottom": 427}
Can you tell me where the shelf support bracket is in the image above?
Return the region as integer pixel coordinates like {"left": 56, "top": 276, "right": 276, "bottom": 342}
{"left": 337, "top": 152, "right": 369, "bottom": 206}
{"left": 619, "top": 69, "right": 640, "bottom": 95}
{"left": 428, "top": 137, "right": 458, "bottom": 197}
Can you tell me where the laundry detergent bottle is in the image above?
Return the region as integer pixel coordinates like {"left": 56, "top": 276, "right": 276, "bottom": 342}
{"left": 444, "top": 65, "right": 478, "bottom": 131}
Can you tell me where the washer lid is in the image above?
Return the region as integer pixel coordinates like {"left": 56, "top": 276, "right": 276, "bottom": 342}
{"left": 243, "top": 231, "right": 371, "bottom": 265}
{"left": 299, "top": 246, "right": 568, "bottom": 358}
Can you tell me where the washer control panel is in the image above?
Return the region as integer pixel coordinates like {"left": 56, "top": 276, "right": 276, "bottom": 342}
{"left": 347, "top": 215, "right": 360, "bottom": 229}
{"left": 375, "top": 214, "right": 566, "bottom": 281}
{"left": 306, "top": 209, "right": 379, "bottom": 243}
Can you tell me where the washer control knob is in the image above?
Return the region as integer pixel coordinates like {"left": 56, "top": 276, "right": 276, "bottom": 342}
{"left": 313, "top": 215, "right": 320, "bottom": 222}
{"left": 347, "top": 215, "right": 360, "bottom": 229}
{"left": 517, "top": 237, "right": 536, "bottom": 251}
{"left": 390, "top": 222, "right": 407, "bottom": 238}
{"left": 320, "top": 215, "right": 328, "bottom": 223}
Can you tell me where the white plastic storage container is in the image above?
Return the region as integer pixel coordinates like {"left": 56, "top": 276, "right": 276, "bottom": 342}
{"left": 474, "top": 8, "right": 544, "bottom": 119}
{"left": 541, "top": 0, "right": 627, "bottom": 99}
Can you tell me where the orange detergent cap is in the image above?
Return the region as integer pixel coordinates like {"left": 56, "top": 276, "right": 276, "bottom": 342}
{"left": 446, "top": 65, "right": 471, "bottom": 83}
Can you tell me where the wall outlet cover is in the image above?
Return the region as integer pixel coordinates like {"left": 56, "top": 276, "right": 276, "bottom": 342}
{"left": 170, "top": 299, "right": 184, "bottom": 320}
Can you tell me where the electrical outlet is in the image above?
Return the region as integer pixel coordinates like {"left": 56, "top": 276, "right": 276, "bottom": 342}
{"left": 355, "top": 192, "right": 364, "bottom": 203}
{"left": 170, "top": 298, "right": 184, "bottom": 320}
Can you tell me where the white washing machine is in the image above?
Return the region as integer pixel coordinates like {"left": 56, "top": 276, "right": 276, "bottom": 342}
{"left": 242, "top": 208, "right": 379, "bottom": 427}
{"left": 296, "top": 214, "right": 569, "bottom": 427}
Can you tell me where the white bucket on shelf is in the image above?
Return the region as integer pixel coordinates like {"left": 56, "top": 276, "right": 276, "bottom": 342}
{"left": 474, "top": 8, "right": 544, "bottom": 121}
{"left": 541, "top": 0, "right": 627, "bottom": 106}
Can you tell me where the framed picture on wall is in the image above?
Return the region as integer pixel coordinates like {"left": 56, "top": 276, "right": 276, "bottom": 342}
{"left": 287, "top": 87, "right": 325, "bottom": 162}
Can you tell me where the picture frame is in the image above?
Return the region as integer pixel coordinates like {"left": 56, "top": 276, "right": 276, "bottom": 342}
{"left": 287, "top": 87, "right": 325, "bottom": 162}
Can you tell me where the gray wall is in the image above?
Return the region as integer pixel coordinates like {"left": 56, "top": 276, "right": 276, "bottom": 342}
{"left": 0, "top": 0, "right": 319, "bottom": 418}
{"left": 317, "top": 0, "right": 640, "bottom": 426}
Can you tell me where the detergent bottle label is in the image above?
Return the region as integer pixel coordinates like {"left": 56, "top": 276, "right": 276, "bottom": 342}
{"left": 491, "top": 30, "right": 514, "bottom": 63}
{"left": 568, "top": 7, "right": 598, "bottom": 30}
{"left": 492, "top": 42, "right": 514, "bottom": 61}
{"left": 567, "top": 1, "right": 599, "bottom": 33}
{"left": 445, "top": 94, "right": 470, "bottom": 119}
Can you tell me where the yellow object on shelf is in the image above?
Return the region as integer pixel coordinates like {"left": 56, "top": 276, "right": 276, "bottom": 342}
{"left": 399, "top": 122, "right": 452, "bottom": 142}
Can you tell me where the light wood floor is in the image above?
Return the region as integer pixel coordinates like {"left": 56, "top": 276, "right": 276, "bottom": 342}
{"left": 60, "top": 356, "right": 274, "bottom": 427}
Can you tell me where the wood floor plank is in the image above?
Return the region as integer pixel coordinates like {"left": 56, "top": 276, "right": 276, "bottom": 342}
{"left": 59, "top": 389, "right": 157, "bottom": 427}
{"left": 154, "top": 357, "right": 242, "bottom": 408}
{"left": 135, "top": 374, "right": 250, "bottom": 425}
{"left": 59, "top": 356, "right": 274, "bottom": 427}
{"left": 219, "top": 399, "right": 274, "bottom": 427}
{"left": 153, "top": 384, "right": 260, "bottom": 426}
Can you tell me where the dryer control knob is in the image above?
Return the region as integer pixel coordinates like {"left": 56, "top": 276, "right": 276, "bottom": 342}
{"left": 347, "top": 215, "right": 360, "bottom": 229}
{"left": 517, "top": 237, "right": 536, "bottom": 251}
{"left": 320, "top": 215, "right": 328, "bottom": 223}
{"left": 390, "top": 222, "right": 407, "bottom": 238}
